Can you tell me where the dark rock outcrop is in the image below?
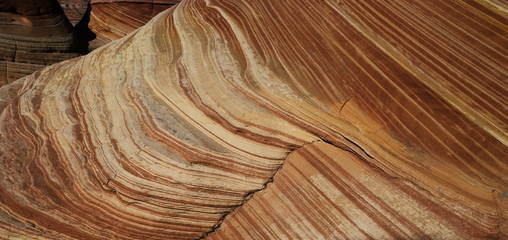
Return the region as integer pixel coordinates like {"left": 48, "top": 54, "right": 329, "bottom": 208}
{"left": 0, "top": 0, "right": 80, "bottom": 86}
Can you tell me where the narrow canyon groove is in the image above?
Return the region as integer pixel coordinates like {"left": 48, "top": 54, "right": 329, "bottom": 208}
{"left": 0, "top": 0, "right": 507, "bottom": 239}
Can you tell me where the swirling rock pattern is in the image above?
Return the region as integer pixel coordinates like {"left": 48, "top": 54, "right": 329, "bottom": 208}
{"left": 88, "top": 0, "right": 181, "bottom": 47}
{"left": 0, "top": 0, "right": 80, "bottom": 87}
{"left": 0, "top": 0, "right": 507, "bottom": 239}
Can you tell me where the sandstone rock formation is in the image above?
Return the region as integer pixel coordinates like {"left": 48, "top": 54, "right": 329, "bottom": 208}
{"left": 88, "top": 0, "right": 180, "bottom": 48}
{"left": 0, "top": 0, "right": 507, "bottom": 239}
{"left": 0, "top": 0, "right": 81, "bottom": 87}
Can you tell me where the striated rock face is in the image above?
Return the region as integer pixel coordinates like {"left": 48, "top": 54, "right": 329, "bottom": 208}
{"left": 0, "top": 0, "right": 81, "bottom": 87}
{"left": 0, "top": 0, "right": 507, "bottom": 239}
{"left": 210, "top": 141, "right": 506, "bottom": 239}
{"left": 88, "top": 0, "right": 181, "bottom": 47}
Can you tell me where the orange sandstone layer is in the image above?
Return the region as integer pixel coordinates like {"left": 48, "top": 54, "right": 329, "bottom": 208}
{"left": 0, "top": 0, "right": 507, "bottom": 239}
{"left": 210, "top": 141, "right": 504, "bottom": 239}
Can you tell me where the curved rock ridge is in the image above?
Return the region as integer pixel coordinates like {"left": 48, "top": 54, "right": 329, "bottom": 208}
{"left": 88, "top": 0, "right": 181, "bottom": 47}
{"left": 0, "top": 0, "right": 81, "bottom": 87}
{"left": 0, "top": 0, "right": 507, "bottom": 239}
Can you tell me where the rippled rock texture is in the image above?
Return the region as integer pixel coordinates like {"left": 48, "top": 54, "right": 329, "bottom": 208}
{"left": 0, "top": 0, "right": 507, "bottom": 239}
{"left": 0, "top": 0, "right": 80, "bottom": 87}
{"left": 88, "top": 0, "right": 181, "bottom": 47}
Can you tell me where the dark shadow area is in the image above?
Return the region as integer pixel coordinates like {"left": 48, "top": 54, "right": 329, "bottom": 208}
{"left": 73, "top": 3, "right": 96, "bottom": 54}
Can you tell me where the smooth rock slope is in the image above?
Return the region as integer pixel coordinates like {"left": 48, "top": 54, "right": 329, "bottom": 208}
{"left": 0, "top": 0, "right": 507, "bottom": 239}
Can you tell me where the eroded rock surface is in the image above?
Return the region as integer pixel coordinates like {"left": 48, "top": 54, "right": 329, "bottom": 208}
{"left": 0, "top": 0, "right": 506, "bottom": 239}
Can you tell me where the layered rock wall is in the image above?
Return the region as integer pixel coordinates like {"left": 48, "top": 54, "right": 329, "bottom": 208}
{"left": 0, "top": 0, "right": 80, "bottom": 86}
